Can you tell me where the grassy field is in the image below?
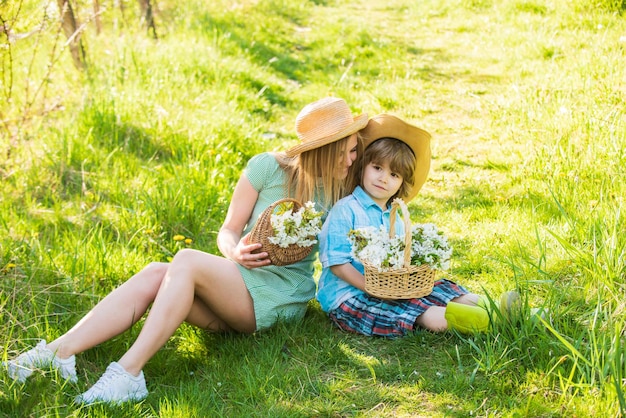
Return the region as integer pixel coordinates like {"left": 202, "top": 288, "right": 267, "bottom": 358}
{"left": 1, "top": 0, "right": 625, "bottom": 416}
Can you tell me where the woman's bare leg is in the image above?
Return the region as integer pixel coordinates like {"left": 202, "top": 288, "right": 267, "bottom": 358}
{"left": 46, "top": 262, "right": 170, "bottom": 359}
{"left": 116, "top": 249, "right": 255, "bottom": 375}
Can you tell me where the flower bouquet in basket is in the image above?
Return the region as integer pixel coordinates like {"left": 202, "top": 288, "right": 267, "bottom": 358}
{"left": 348, "top": 198, "right": 452, "bottom": 299}
{"left": 249, "top": 198, "right": 323, "bottom": 266}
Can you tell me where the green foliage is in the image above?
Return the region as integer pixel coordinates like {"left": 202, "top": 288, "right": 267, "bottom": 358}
{"left": 1, "top": 0, "right": 625, "bottom": 416}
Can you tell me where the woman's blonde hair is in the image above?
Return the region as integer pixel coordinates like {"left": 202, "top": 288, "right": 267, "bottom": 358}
{"left": 276, "top": 135, "right": 362, "bottom": 211}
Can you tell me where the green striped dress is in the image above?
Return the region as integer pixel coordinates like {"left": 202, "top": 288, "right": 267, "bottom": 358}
{"left": 237, "top": 152, "right": 319, "bottom": 331}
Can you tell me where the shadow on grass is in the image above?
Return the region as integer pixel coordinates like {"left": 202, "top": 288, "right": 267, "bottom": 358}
{"left": 185, "top": 5, "right": 477, "bottom": 110}
{"left": 0, "top": 290, "right": 603, "bottom": 417}
{"left": 135, "top": 304, "right": 547, "bottom": 416}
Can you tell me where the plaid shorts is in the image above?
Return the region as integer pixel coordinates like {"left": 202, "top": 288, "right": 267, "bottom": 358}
{"left": 328, "top": 279, "right": 469, "bottom": 338}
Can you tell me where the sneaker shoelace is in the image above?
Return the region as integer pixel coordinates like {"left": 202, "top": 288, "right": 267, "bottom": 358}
{"left": 87, "top": 366, "right": 124, "bottom": 396}
{"left": 17, "top": 341, "right": 50, "bottom": 366}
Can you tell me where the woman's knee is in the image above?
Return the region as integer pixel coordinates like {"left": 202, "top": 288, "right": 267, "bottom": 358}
{"left": 128, "top": 262, "right": 169, "bottom": 298}
{"left": 168, "top": 248, "right": 192, "bottom": 265}
{"left": 169, "top": 249, "right": 207, "bottom": 276}
{"left": 141, "top": 262, "right": 169, "bottom": 283}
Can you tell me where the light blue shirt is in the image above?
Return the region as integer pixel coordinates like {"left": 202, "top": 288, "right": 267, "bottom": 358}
{"left": 317, "top": 186, "right": 404, "bottom": 312}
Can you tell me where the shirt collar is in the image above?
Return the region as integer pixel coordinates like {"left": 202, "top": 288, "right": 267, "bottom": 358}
{"left": 353, "top": 186, "right": 390, "bottom": 213}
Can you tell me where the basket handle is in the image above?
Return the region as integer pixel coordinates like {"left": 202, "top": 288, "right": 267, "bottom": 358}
{"left": 252, "top": 198, "right": 303, "bottom": 236}
{"left": 266, "top": 198, "right": 303, "bottom": 213}
{"left": 388, "top": 199, "right": 412, "bottom": 267}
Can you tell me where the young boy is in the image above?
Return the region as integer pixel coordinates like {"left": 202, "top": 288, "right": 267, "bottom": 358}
{"left": 316, "top": 114, "right": 492, "bottom": 337}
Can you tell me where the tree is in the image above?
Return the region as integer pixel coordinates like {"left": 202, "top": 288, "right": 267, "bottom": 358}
{"left": 138, "top": 0, "right": 157, "bottom": 39}
{"left": 56, "top": 0, "right": 86, "bottom": 69}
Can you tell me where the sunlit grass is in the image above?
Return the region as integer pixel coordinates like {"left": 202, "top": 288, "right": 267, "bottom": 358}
{"left": 1, "top": 0, "right": 625, "bottom": 416}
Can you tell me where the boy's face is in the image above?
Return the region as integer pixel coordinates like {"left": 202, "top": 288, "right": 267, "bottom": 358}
{"left": 362, "top": 161, "right": 403, "bottom": 208}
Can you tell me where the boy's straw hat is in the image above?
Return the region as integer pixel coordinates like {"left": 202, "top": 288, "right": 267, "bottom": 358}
{"left": 360, "top": 114, "right": 432, "bottom": 201}
{"left": 285, "top": 97, "right": 368, "bottom": 157}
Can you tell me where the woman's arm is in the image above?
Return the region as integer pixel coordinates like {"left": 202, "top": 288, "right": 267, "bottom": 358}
{"left": 217, "top": 175, "right": 270, "bottom": 268}
{"left": 330, "top": 263, "right": 366, "bottom": 291}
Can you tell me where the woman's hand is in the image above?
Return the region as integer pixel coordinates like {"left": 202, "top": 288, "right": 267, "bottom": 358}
{"left": 232, "top": 233, "right": 271, "bottom": 269}
{"left": 218, "top": 176, "right": 271, "bottom": 269}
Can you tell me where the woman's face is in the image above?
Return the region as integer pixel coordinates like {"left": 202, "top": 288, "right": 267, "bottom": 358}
{"left": 335, "top": 133, "right": 359, "bottom": 180}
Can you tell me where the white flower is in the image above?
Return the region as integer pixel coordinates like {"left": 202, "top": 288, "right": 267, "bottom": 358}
{"left": 349, "top": 200, "right": 452, "bottom": 272}
{"left": 267, "top": 201, "right": 323, "bottom": 248}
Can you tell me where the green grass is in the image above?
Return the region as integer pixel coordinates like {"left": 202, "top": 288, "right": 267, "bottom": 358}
{"left": 1, "top": 0, "right": 625, "bottom": 416}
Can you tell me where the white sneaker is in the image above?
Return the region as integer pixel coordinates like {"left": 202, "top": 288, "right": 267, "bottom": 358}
{"left": 75, "top": 362, "right": 148, "bottom": 404}
{"left": 2, "top": 340, "right": 77, "bottom": 383}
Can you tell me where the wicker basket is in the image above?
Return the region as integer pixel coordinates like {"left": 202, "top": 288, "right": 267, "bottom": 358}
{"left": 249, "top": 198, "right": 314, "bottom": 266}
{"left": 364, "top": 199, "right": 436, "bottom": 299}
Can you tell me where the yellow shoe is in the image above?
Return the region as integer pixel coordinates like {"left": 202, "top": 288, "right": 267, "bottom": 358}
{"left": 444, "top": 302, "right": 490, "bottom": 334}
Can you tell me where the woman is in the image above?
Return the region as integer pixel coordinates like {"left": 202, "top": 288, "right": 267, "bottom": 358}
{"left": 4, "top": 97, "right": 368, "bottom": 404}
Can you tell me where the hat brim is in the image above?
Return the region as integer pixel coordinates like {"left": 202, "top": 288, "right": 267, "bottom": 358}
{"left": 285, "top": 113, "right": 369, "bottom": 157}
{"left": 360, "top": 114, "right": 431, "bottom": 201}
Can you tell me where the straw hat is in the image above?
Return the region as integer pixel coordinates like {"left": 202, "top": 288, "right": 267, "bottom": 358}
{"left": 360, "top": 114, "right": 432, "bottom": 201}
{"left": 285, "top": 97, "right": 368, "bottom": 157}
